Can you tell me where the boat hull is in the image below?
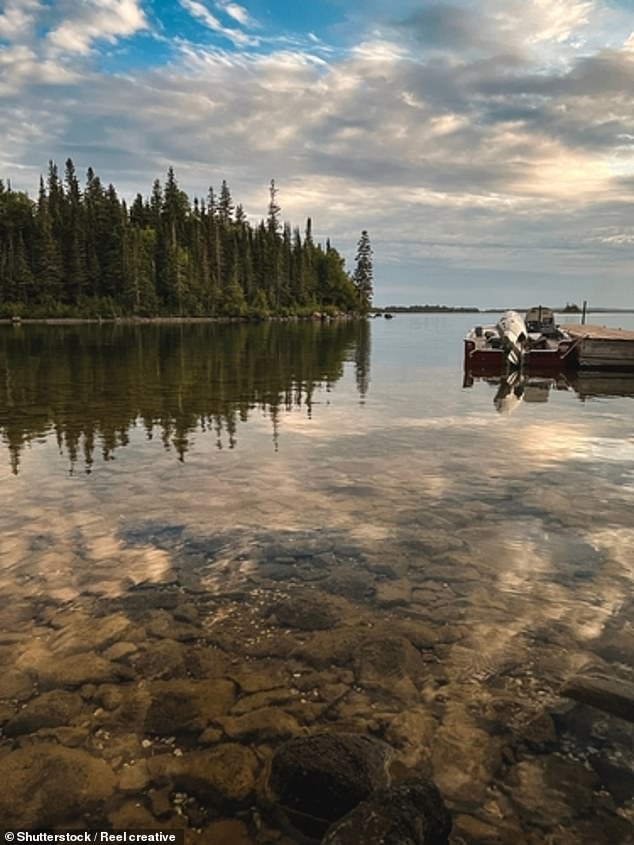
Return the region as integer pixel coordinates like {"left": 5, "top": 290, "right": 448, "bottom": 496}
{"left": 464, "top": 341, "right": 572, "bottom": 377}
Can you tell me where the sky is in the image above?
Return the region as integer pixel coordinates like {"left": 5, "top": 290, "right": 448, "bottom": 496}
{"left": 1, "top": 0, "right": 634, "bottom": 307}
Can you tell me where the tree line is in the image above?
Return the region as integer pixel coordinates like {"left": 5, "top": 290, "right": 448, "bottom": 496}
{"left": 0, "top": 160, "right": 373, "bottom": 318}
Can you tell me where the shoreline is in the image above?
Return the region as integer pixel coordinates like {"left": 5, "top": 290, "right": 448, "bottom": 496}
{"left": 3, "top": 309, "right": 634, "bottom": 326}
{"left": 0, "top": 312, "right": 364, "bottom": 326}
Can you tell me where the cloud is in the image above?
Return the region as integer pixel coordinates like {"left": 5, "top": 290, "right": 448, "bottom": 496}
{"left": 47, "top": 0, "right": 147, "bottom": 55}
{"left": 394, "top": 0, "right": 594, "bottom": 56}
{"left": 216, "top": 1, "right": 254, "bottom": 28}
{"left": 179, "top": 0, "right": 257, "bottom": 47}
{"left": 0, "top": 0, "right": 43, "bottom": 41}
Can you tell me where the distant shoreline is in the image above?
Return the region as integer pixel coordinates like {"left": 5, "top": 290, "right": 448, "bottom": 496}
{"left": 373, "top": 306, "right": 634, "bottom": 314}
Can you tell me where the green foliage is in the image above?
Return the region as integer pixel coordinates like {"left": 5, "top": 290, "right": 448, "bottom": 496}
{"left": 0, "top": 160, "right": 367, "bottom": 318}
{"left": 353, "top": 230, "right": 373, "bottom": 313}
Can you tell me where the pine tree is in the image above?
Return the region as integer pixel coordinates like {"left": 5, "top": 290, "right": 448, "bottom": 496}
{"left": 353, "top": 230, "right": 373, "bottom": 312}
{"left": 218, "top": 180, "right": 233, "bottom": 226}
{"left": 267, "top": 179, "right": 280, "bottom": 235}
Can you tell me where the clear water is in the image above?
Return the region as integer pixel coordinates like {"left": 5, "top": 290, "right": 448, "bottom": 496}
{"left": 0, "top": 315, "right": 632, "bottom": 843}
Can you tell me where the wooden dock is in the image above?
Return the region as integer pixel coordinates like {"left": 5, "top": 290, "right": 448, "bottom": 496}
{"left": 561, "top": 324, "right": 634, "bottom": 369}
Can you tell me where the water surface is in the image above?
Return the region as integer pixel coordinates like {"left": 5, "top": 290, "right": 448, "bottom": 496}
{"left": 0, "top": 316, "right": 632, "bottom": 843}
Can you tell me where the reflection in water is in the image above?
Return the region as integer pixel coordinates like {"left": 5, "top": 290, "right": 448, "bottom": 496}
{"left": 466, "top": 369, "right": 634, "bottom": 413}
{"left": 0, "top": 320, "right": 370, "bottom": 474}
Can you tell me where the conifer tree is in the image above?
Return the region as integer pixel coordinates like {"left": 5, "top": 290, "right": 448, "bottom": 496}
{"left": 218, "top": 180, "right": 233, "bottom": 226}
{"left": 353, "top": 230, "right": 373, "bottom": 312}
{"left": 267, "top": 179, "right": 281, "bottom": 235}
{"left": 0, "top": 163, "right": 364, "bottom": 318}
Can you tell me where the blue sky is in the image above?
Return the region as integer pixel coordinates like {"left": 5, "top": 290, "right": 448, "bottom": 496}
{"left": 2, "top": 0, "right": 634, "bottom": 306}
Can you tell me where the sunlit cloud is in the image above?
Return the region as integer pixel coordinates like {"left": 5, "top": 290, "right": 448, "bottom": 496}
{"left": 47, "top": 0, "right": 147, "bottom": 55}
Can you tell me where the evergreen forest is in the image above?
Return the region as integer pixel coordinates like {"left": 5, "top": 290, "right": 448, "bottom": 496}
{"left": 0, "top": 160, "right": 372, "bottom": 319}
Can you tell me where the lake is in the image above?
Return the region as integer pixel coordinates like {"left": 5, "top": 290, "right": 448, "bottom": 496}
{"left": 0, "top": 314, "right": 632, "bottom": 843}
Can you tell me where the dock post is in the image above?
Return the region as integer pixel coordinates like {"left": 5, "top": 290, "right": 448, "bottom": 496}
{"left": 581, "top": 300, "right": 587, "bottom": 325}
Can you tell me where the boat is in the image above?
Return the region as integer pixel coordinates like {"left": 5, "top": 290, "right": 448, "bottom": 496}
{"left": 464, "top": 307, "right": 578, "bottom": 375}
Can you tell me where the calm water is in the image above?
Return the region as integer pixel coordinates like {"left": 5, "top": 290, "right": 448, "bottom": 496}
{"left": 0, "top": 315, "right": 632, "bottom": 843}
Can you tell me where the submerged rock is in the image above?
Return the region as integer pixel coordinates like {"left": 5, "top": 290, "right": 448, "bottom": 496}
{"left": 431, "top": 706, "right": 502, "bottom": 806}
{"left": 4, "top": 689, "right": 84, "bottom": 736}
{"left": 215, "top": 706, "right": 301, "bottom": 741}
{"left": 146, "top": 744, "right": 258, "bottom": 810}
{"left": 0, "top": 668, "right": 34, "bottom": 702}
{"left": 144, "top": 678, "right": 236, "bottom": 735}
{"left": 261, "top": 732, "right": 392, "bottom": 840}
{"left": 265, "top": 593, "right": 339, "bottom": 631}
{"left": 0, "top": 745, "right": 116, "bottom": 828}
{"left": 322, "top": 780, "right": 452, "bottom": 845}
{"left": 36, "top": 653, "right": 133, "bottom": 689}
{"left": 506, "top": 756, "right": 599, "bottom": 828}
{"left": 561, "top": 673, "right": 634, "bottom": 723}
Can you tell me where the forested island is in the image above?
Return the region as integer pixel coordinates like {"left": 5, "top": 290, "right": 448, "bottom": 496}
{"left": 0, "top": 160, "right": 373, "bottom": 319}
{"left": 375, "top": 305, "right": 479, "bottom": 313}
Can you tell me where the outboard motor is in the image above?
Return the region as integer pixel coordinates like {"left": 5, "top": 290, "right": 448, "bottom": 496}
{"left": 496, "top": 310, "right": 527, "bottom": 367}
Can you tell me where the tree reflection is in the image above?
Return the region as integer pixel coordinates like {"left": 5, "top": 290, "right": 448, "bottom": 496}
{"left": 0, "top": 320, "right": 371, "bottom": 474}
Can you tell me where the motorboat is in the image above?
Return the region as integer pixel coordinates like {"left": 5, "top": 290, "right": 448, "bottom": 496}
{"left": 464, "top": 307, "right": 577, "bottom": 375}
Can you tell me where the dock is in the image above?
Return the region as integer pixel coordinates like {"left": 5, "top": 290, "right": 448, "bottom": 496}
{"left": 561, "top": 324, "right": 634, "bottom": 369}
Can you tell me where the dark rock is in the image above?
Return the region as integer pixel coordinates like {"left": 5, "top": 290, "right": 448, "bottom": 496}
{"left": 4, "top": 690, "right": 84, "bottom": 737}
{"left": 560, "top": 673, "right": 634, "bottom": 723}
{"left": 589, "top": 756, "right": 634, "bottom": 806}
{"left": 322, "top": 780, "right": 451, "bottom": 845}
{"left": 262, "top": 732, "right": 392, "bottom": 839}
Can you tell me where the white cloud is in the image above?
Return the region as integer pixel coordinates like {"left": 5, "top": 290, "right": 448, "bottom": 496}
{"left": 216, "top": 1, "right": 253, "bottom": 28}
{"left": 47, "top": 0, "right": 147, "bottom": 55}
{"left": 0, "top": 0, "right": 42, "bottom": 41}
{"left": 179, "top": 0, "right": 257, "bottom": 47}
